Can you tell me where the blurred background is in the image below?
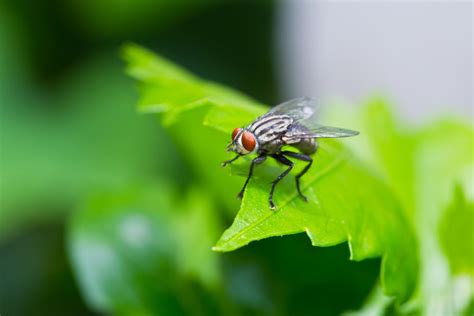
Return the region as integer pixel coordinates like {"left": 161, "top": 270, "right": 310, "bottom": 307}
{"left": 0, "top": 1, "right": 472, "bottom": 315}
{"left": 278, "top": 1, "right": 472, "bottom": 122}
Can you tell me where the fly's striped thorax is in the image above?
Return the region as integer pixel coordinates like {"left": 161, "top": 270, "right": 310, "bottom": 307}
{"left": 248, "top": 114, "right": 294, "bottom": 143}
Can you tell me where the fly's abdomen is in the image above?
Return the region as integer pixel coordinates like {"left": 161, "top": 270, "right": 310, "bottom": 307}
{"left": 292, "top": 138, "right": 317, "bottom": 155}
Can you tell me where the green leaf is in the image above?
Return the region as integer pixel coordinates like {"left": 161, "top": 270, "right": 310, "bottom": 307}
{"left": 439, "top": 186, "right": 474, "bottom": 276}
{"left": 123, "top": 44, "right": 265, "bottom": 212}
{"left": 329, "top": 100, "right": 474, "bottom": 313}
{"left": 123, "top": 43, "right": 264, "bottom": 117}
{"left": 323, "top": 100, "right": 420, "bottom": 312}
{"left": 122, "top": 44, "right": 418, "bottom": 302}
{"left": 412, "top": 120, "right": 474, "bottom": 313}
{"left": 323, "top": 98, "right": 417, "bottom": 220}
{"left": 214, "top": 140, "right": 417, "bottom": 301}
{"left": 360, "top": 100, "right": 417, "bottom": 219}
{"left": 68, "top": 184, "right": 223, "bottom": 315}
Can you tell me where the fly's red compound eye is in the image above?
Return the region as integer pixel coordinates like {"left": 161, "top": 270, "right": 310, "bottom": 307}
{"left": 241, "top": 131, "right": 256, "bottom": 152}
{"left": 232, "top": 128, "right": 242, "bottom": 140}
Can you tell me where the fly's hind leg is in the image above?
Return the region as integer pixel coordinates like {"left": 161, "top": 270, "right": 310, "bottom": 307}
{"left": 269, "top": 154, "right": 293, "bottom": 210}
{"left": 281, "top": 151, "right": 313, "bottom": 202}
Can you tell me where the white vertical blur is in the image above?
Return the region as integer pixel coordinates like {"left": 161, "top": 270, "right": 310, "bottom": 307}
{"left": 276, "top": 1, "right": 473, "bottom": 123}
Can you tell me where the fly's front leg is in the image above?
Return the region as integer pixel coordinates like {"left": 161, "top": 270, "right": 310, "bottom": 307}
{"left": 221, "top": 155, "right": 240, "bottom": 167}
{"left": 237, "top": 154, "right": 267, "bottom": 199}
{"left": 269, "top": 154, "right": 293, "bottom": 210}
{"left": 282, "top": 151, "right": 313, "bottom": 201}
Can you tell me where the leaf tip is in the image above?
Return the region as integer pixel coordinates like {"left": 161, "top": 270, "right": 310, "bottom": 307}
{"left": 120, "top": 42, "right": 147, "bottom": 60}
{"left": 212, "top": 237, "right": 247, "bottom": 252}
{"left": 211, "top": 245, "right": 228, "bottom": 252}
{"left": 304, "top": 227, "right": 317, "bottom": 246}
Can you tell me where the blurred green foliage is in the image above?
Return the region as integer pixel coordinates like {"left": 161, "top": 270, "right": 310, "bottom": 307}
{"left": 439, "top": 186, "right": 474, "bottom": 276}
{"left": 325, "top": 99, "right": 474, "bottom": 315}
{"left": 0, "top": 56, "right": 179, "bottom": 240}
{"left": 68, "top": 185, "right": 222, "bottom": 315}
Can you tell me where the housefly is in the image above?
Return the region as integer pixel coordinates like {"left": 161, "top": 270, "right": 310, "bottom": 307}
{"left": 222, "top": 97, "right": 359, "bottom": 210}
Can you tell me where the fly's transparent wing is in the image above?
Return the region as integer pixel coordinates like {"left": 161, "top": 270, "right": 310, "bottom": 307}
{"left": 265, "top": 96, "right": 319, "bottom": 121}
{"left": 306, "top": 125, "right": 359, "bottom": 138}
{"left": 258, "top": 96, "right": 359, "bottom": 140}
{"left": 284, "top": 124, "right": 359, "bottom": 140}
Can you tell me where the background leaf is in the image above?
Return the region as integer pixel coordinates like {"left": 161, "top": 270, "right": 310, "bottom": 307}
{"left": 439, "top": 186, "right": 474, "bottom": 276}
{"left": 68, "top": 183, "right": 225, "bottom": 315}
{"left": 412, "top": 120, "right": 473, "bottom": 314}
{"left": 325, "top": 99, "right": 474, "bottom": 314}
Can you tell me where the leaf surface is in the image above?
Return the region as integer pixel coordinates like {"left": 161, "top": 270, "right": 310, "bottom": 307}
{"left": 327, "top": 100, "right": 474, "bottom": 313}
{"left": 123, "top": 44, "right": 419, "bottom": 302}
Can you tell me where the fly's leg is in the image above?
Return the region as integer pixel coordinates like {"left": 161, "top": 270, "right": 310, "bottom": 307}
{"left": 237, "top": 154, "right": 267, "bottom": 199}
{"left": 222, "top": 155, "right": 240, "bottom": 167}
{"left": 282, "top": 151, "right": 313, "bottom": 202}
{"left": 269, "top": 154, "right": 293, "bottom": 210}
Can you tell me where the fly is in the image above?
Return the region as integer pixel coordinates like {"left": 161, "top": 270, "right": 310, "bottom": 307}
{"left": 222, "top": 97, "right": 359, "bottom": 210}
